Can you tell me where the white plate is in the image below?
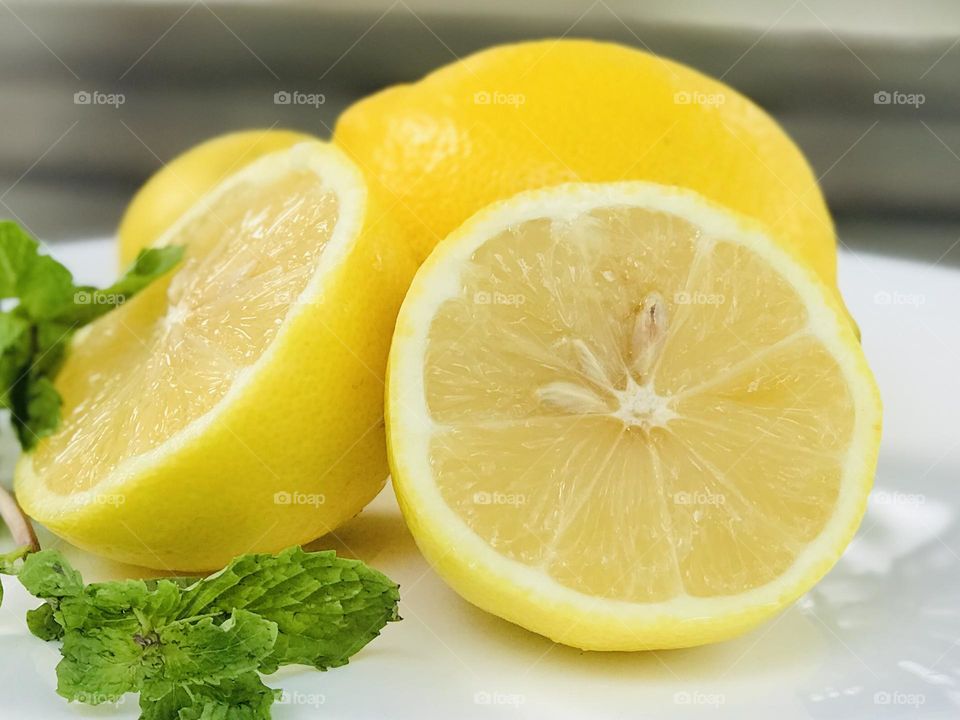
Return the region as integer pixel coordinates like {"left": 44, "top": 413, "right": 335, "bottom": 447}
{"left": 1, "top": 238, "right": 957, "bottom": 719}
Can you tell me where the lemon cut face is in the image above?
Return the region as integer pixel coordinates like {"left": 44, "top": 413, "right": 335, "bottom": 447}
{"left": 36, "top": 166, "right": 342, "bottom": 493}
{"left": 18, "top": 141, "right": 413, "bottom": 570}
{"left": 388, "top": 182, "right": 881, "bottom": 650}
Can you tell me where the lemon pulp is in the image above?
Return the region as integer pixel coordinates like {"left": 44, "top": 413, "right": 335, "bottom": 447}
{"left": 388, "top": 183, "right": 879, "bottom": 648}
{"left": 35, "top": 169, "right": 338, "bottom": 494}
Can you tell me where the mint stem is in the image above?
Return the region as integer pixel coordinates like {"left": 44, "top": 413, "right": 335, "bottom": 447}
{"left": 0, "top": 483, "right": 39, "bottom": 552}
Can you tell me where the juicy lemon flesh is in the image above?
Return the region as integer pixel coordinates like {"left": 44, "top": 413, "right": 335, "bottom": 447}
{"left": 33, "top": 169, "right": 339, "bottom": 495}
{"left": 422, "top": 207, "right": 853, "bottom": 603}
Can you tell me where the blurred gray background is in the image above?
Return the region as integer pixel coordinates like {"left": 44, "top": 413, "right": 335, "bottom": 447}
{"left": 1, "top": 0, "right": 958, "bottom": 264}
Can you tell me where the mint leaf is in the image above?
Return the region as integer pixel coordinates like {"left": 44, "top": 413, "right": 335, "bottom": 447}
{"left": 140, "top": 673, "right": 279, "bottom": 720}
{"left": 26, "top": 602, "right": 62, "bottom": 641}
{"left": 0, "top": 314, "right": 30, "bottom": 409}
{"left": 12, "top": 376, "right": 62, "bottom": 446}
{"left": 0, "top": 543, "right": 32, "bottom": 605}
{"left": 14, "top": 545, "right": 400, "bottom": 718}
{"left": 17, "top": 548, "right": 83, "bottom": 599}
{"left": 0, "top": 222, "right": 75, "bottom": 319}
{"left": 0, "top": 221, "right": 182, "bottom": 449}
{"left": 177, "top": 545, "right": 401, "bottom": 671}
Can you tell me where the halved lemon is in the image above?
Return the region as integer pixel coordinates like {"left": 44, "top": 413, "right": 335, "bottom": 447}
{"left": 16, "top": 141, "right": 415, "bottom": 571}
{"left": 387, "top": 182, "right": 881, "bottom": 650}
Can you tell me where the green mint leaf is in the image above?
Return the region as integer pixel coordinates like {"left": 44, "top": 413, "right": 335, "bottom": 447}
{"left": 26, "top": 602, "right": 63, "bottom": 641}
{"left": 54, "top": 584, "right": 276, "bottom": 705}
{"left": 0, "top": 543, "right": 33, "bottom": 606}
{"left": 0, "top": 222, "right": 75, "bottom": 319}
{"left": 17, "top": 548, "right": 83, "bottom": 599}
{"left": 143, "top": 609, "right": 278, "bottom": 701}
{"left": 0, "top": 314, "right": 31, "bottom": 409}
{"left": 140, "top": 673, "right": 279, "bottom": 720}
{"left": 12, "top": 375, "right": 62, "bottom": 448}
{"left": 15, "top": 545, "right": 398, "bottom": 716}
{"left": 177, "top": 545, "right": 400, "bottom": 672}
{"left": 55, "top": 578, "right": 182, "bottom": 702}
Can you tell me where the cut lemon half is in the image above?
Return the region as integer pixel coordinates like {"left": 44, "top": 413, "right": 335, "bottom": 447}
{"left": 387, "top": 182, "right": 881, "bottom": 650}
{"left": 16, "top": 141, "right": 414, "bottom": 571}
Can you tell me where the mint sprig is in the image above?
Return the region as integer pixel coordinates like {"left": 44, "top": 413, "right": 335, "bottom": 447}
{"left": 0, "top": 546, "right": 400, "bottom": 719}
{"left": 0, "top": 221, "right": 183, "bottom": 448}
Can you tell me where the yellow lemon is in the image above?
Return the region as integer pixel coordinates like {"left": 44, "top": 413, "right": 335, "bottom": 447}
{"left": 117, "top": 129, "right": 312, "bottom": 267}
{"left": 387, "top": 182, "right": 881, "bottom": 650}
{"left": 335, "top": 39, "right": 836, "bottom": 285}
{"left": 17, "top": 141, "right": 415, "bottom": 571}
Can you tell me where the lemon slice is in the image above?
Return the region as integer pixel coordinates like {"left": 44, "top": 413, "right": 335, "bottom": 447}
{"left": 387, "top": 182, "right": 881, "bottom": 650}
{"left": 16, "top": 141, "right": 414, "bottom": 571}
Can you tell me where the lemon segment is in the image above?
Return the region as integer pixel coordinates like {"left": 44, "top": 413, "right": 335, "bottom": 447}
{"left": 387, "top": 182, "right": 881, "bottom": 650}
{"left": 17, "top": 141, "right": 415, "bottom": 571}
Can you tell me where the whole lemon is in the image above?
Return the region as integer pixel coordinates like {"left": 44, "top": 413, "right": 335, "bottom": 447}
{"left": 117, "top": 128, "right": 312, "bottom": 266}
{"left": 334, "top": 39, "right": 837, "bottom": 285}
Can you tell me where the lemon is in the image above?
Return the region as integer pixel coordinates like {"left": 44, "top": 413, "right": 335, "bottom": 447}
{"left": 16, "top": 141, "right": 415, "bottom": 571}
{"left": 334, "top": 39, "right": 837, "bottom": 287}
{"left": 387, "top": 182, "right": 881, "bottom": 650}
{"left": 117, "top": 129, "right": 312, "bottom": 267}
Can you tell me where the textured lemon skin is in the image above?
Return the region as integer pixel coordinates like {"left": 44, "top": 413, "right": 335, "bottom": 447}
{"left": 386, "top": 182, "right": 882, "bottom": 651}
{"left": 117, "top": 129, "right": 313, "bottom": 267}
{"left": 334, "top": 39, "right": 837, "bottom": 286}
{"left": 17, "top": 144, "right": 417, "bottom": 572}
